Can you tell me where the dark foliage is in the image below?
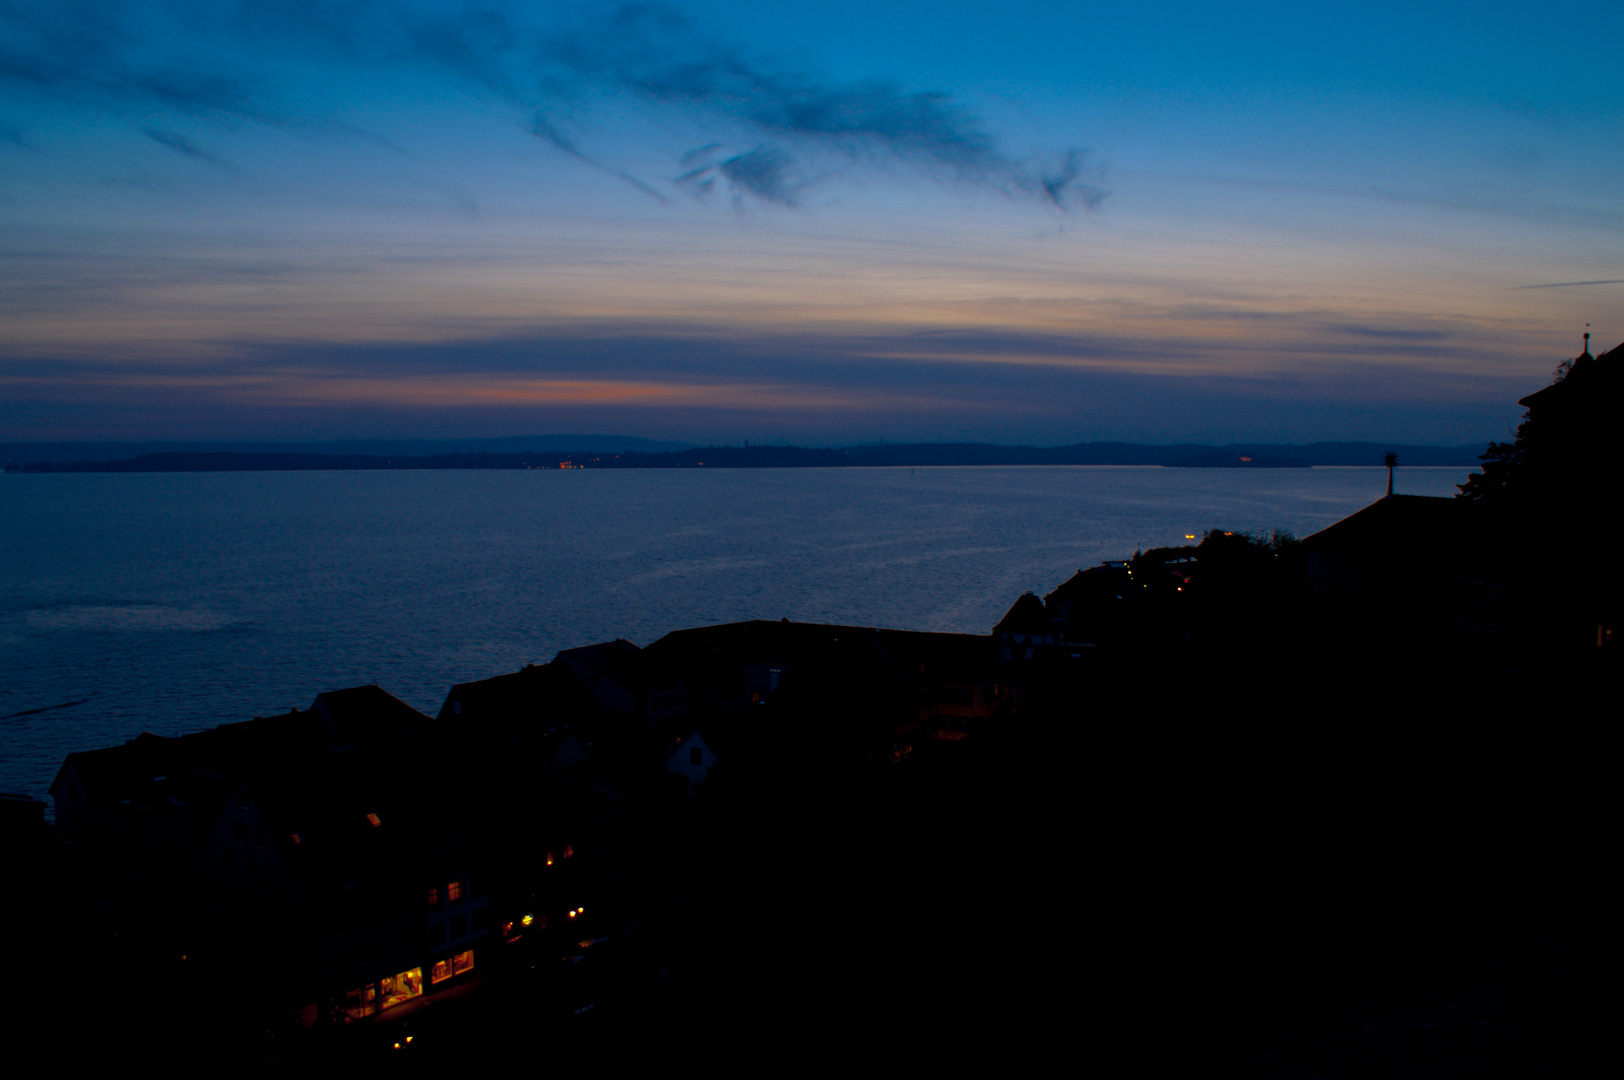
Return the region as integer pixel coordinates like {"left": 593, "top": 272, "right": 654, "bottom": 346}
{"left": 1456, "top": 424, "right": 1528, "bottom": 502}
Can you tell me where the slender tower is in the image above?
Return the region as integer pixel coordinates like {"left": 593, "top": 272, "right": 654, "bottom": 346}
{"left": 1383, "top": 452, "right": 1398, "bottom": 497}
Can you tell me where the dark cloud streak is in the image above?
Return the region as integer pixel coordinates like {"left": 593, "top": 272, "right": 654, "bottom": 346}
{"left": 144, "top": 127, "right": 222, "bottom": 165}
{"left": 1508, "top": 279, "right": 1624, "bottom": 289}
{"left": 0, "top": 2, "right": 1102, "bottom": 211}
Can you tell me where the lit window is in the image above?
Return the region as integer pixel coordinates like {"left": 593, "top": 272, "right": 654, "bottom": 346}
{"left": 426, "top": 886, "right": 440, "bottom": 908}
{"left": 562, "top": 844, "right": 574, "bottom": 860}
{"left": 446, "top": 879, "right": 465, "bottom": 903}
{"left": 453, "top": 950, "right": 474, "bottom": 976}
{"left": 430, "top": 958, "right": 454, "bottom": 985}
{"left": 290, "top": 832, "right": 302, "bottom": 845}
{"left": 366, "top": 813, "right": 382, "bottom": 827}
{"left": 344, "top": 983, "right": 378, "bottom": 1020}
{"left": 379, "top": 968, "right": 422, "bottom": 1010}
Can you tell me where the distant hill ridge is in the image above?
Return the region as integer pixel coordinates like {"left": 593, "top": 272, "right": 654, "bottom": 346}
{"left": 5, "top": 440, "right": 1488, "bottom": 472}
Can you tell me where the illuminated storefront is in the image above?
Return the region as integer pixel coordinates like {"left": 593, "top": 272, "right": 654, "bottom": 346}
{"left": 430, "top": 949, "right": 475, "bottom": 985}
{"left": 343, "top": 966, "right": 423, "bottom": 1020}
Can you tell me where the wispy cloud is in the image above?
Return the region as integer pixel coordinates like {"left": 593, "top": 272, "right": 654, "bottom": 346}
{"left": 0, "top": 2, "right": 1103, "bottom": 211}
{"left": 143, "top": 127, "right": 222, "bottom": 165}
{"left": 524, "top": 5, "right": 1104, "bottom": 208}
{"left": 1507, "top": 279, "right": 1624, "bottom": 289}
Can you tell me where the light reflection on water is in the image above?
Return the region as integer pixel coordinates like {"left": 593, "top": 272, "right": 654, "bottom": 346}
{"left": 0, "top": 465, "right": 1471, "bottom": 797}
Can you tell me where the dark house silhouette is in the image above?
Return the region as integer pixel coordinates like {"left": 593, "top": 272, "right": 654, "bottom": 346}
{"left": 643, "top": 620, "right": 998, "bottom": 767}
{"left": 50, "top": 686, "right": 495, "bottom": 1026}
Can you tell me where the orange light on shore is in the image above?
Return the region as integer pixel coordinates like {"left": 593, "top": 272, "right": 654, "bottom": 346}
{"left": 521, "top": 914, "right": 534, "bottom": 927}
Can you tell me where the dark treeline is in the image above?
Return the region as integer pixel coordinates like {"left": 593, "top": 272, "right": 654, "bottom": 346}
{"left": 7, "top": 440, "right": 1486, "bottom": 472}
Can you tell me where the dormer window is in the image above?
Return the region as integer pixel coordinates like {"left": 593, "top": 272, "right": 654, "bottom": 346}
{"left": 447, "top": 879, "right": 465, "bottom": 904}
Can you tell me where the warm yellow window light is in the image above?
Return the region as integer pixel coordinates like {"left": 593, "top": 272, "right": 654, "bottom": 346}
{"left": 380, "top": 968, "right": 422, "bottom": 1009}
{"left": 366, "top": 813, "right": 382, "bottom": 827}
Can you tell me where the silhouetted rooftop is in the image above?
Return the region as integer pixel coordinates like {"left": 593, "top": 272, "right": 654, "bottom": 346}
{"left": 993, "top": 593, "right": 1052, "bottom": 636}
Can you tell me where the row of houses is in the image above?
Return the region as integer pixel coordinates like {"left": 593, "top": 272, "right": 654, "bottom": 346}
{"left": 46, "top": 616, "right": 1023, "bottom": 1030}
{"left": 47, "top": 337, "right": 1617, "bottom": 1035}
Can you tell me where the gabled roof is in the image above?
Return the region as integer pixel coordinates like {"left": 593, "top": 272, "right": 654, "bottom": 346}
{"left": 1302, "top": 494, "right": 1464, "bottom": 560}
{"left": 557, "top": 639, "right": 646, "bottom": 690}
{"left": 51, "top": 688, "right": 461, "bottom": 913}
{"left": 438, "top": 661, "right": 591, "bottom": 728}
{"left": 993, "top": 593, "right": 1052, "bottom": 636}
{"left": 1045, "top": 563, "right": 1130, "bottom": 606}
{"left": 312, "top": 685, "right": 432, "bottom": 745}
{"left": 1519, "top": 338, "right": 1621, "bottom": 410}
{"left": 664, "top": 728, "right": 721, "bottom": 768}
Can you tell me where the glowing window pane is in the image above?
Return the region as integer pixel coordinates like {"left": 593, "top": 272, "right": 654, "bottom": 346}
{"left": 446, "top": 879, "right": 465, "bottom": 903}
{"left": 366, "top": 813, "right": 382, "bottom": 827}
{"left": 453, "top": 950, "right": 474, "bottom": 976}
{"left": 379, "top": 968, "right": 422, "bottom": 1010}
{"left": 426, "top": 886, "right": 440, "bottom": 908}
{"left": 345, "top": 984, "right": 378, "bottom": 1020}
{"left": 430, "top": 959, "right": 453, "bottom": 985}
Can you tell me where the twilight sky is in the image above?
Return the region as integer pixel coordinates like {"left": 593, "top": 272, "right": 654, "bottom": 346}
{"left": 3, "top": 1, "right": 1620, "bottom": 446}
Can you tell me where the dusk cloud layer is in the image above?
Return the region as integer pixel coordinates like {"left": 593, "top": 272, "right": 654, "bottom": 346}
{"left": 2, "top": 1, "right": 1621, "bottom": 444}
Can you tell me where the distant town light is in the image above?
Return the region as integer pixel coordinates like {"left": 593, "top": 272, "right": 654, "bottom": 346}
{"left": 521, "top": 914, "right": 534, "bottom": 927}
{"left": 366, "top": 813, "right": 382, "bottom": 827}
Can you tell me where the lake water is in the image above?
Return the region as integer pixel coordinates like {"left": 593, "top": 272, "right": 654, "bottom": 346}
{"left": 1, "top": 465, "right": 1471, "bottom": 799}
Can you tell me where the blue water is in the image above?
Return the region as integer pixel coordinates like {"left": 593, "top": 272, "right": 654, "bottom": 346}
{"left": 0, "top": 466, "right": 1471, "bottom": 799}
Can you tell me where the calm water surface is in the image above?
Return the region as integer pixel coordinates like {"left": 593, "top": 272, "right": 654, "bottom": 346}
{"left": 1, "top": 466, "right": 1470, "bottom": 798}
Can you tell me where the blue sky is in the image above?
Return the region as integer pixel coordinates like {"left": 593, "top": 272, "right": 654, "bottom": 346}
{"left": 2, "top": 1, "right": 1620, "bottom": 444}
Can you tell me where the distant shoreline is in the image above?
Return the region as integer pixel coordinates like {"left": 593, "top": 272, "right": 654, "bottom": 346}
{"left": 4, "top": 441, "right": 1486, "bottom": 473}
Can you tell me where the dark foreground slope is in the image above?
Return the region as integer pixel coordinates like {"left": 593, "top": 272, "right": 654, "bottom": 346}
{"left": 8, "top": 646, "right": 1602, "bottom": 1076}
